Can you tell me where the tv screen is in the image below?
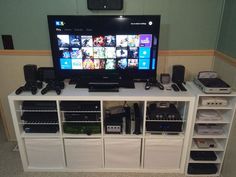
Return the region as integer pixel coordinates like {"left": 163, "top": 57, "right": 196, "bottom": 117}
{"left": 47, "top": 15, "right": 161, "bottom": 84}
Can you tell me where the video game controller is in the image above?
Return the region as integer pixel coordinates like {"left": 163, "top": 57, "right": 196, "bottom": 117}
{"left": 145, "top": 79, "right": 164, "bottom": 90}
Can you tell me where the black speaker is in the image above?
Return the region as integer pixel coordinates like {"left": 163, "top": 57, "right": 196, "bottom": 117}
{"left": 87, "top": 0, "right": 123, "bottom": 10}
{"left": 24, "top": 65, "right": 38, "bottom": 82}
{"left": 2, "top": 35, "right": 14, "bottom": 49}
{"left": 172, "top": 65, "right": 185, "bottom": 84}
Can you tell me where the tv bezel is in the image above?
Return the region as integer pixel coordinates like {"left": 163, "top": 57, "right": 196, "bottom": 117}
{"left": 47, "top": 15, "right": 161, "bottom": 81}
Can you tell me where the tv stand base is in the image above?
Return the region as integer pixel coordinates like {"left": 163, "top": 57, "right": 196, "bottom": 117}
{"left": 88, "top": 82, "right": 119, "bottom": 92}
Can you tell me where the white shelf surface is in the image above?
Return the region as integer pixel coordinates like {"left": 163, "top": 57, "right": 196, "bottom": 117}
{"left": 63, "top": 133, "right": 102, "bottom": 138}
{"left": 21, "top": 132, "right": 60, "bottom": 138}
{"left": 193, "top": 132, "right": 227, "bottom": 139}
{"left": 103, "top": 134, "right": 143, "bottom": 138}
{"left": 195, "top": 117, "right": 230, "bottom": 124}
{"left": 189, "top": 157, "right": 221, "bottom": 164}
{"left": 197, "top": 106, "right": 232, "bottom": 110}
{"left": 8, "top": 83, "right": 196, "bottom": 101}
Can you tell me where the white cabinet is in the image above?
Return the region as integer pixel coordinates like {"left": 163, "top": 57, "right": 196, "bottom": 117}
{"left": 64, "top": 139, "right": 103, "bottom": 169}
{"left": 186, "top": 83, "right": 236, "bottom": 176}
{"left": 144, "top": 139, "right": 183, "bottom": 169}
{"left": 8, "top": 83, "right": 196, "bottom": 173}
{"left": 24, "top": 138, "right": 64, "bottom": 168}
{"left": 104, "top": 138, "right": 141, "bottom": 168}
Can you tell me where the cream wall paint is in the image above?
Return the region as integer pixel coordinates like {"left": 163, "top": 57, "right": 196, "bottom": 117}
{"left": 0, "top": 56, "right": 52, "bottom": 140}
{"left": 0, "top": 54, "right": 214, "bottom": 140}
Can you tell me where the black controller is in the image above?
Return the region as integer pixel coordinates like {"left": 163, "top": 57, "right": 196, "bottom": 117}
{"left": 15, "top": 81, "right": 42, "bottom": 95}
{"left": 145, "top": 79, "right": 164, "bottom": 90}
{"left": 41, "top": 81, "right": 64, "bottom": 95}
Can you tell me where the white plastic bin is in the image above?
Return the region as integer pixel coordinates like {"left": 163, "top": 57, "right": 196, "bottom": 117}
{"left": 144, "top": 138, "right": 183, "bottom": 169}
{"left": 104, "top": 138, "right": 141, "bottom": 168}
{"left": 64, "top": 139, "right": 103, "bottom": 169}
{"left": 24, "top": 138, "right": 64, "bottom": 168}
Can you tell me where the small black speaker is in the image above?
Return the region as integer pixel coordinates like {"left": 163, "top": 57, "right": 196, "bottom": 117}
{"left": 172, "top": 65, "right": 185, "bottom": 84}
{"left": 2, "top": 35, "right": 14, "bottom": 49}
{"left": 24, "top": 65, "right": 38, "bottom": 82}
{"left": 87, "top": 0, "right": 123, "bottom": 10}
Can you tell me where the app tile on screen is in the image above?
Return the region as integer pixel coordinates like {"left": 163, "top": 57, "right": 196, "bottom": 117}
{"left": 138, "top": 59, "right": 150, "bottom": 70}
{"left": 139, "top": 47, "right": 151, "bottom": 59}
{"left": 94, "top": 47, "right": 105, "bottom": 58}
{"left": 61, "top": 50, "right": 71, "bottom": 58}
{"left": 93, "top": 36, "right": 105, "bottom": 47}
{"left": 69, "top": 35, "right": 81, "bottom": 48}
{"left": 105, "top": 59, "right": 116, "bottom": 70}
{"left": 99, "top": 59, "right": 106, "bottom": 69}
{"left": 116, "top": 35, "right": 128, "bottom": 47}
{"left": 127, "top": 35, "right": 139, "bottom": 47}
{"left": 60, "top": 58, "right": 72, "bottom": 69}
{"left": 57, "top": 35, "right": 70, "bottom": 48}
{"left": 128, "top": 47, "right": 139, "bottom": 58}
{"left": 71, "top": 59, "right": 83, "bottom": 69}
{"left": 94, "top": 59, "right": 101, "bottom": 69}
{"left": 128, "top": 59, "right": 138, "bottom": 69}
{"left": 70, "top": 49, "right": 82, "bottom": 59}
{"left": 117, "top": 58, "right": 128, "bottom": 69}
{"left": 105, "top": 47, "right": 116, "bottom": 58}
{"left": 81, "top": 35, "right": 93, "bottom": 47}
{"left": 116, "top": 48, "right": 128, "bottom": 58}
{"left": 83, "top": 58, "right": 95, "bottom": 69}
{"left": 104, "top": 35, "right": 116, "bottom": 47}
{"left": 139, "top": 34, "right": 152, "bottom": 47}
{"left": 82, "top": 47, "right": 93, "bottom": 58}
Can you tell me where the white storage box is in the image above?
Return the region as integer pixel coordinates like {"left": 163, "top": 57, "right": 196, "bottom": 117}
{"left": 64, "top": 139, "right": 102, "bottom": 169}
{"left": 24, "top": 138, "right": 64, "bottom": 168}
{"left": 104, "top": 138, "right": 141, "bottom": 168}
{"left": 144, "top": 139, "right": 183, "bottom": 169}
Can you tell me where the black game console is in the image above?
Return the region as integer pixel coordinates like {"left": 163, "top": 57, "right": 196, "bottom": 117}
{"left": 146, "top": 103, "right": 183, "bottom": 132}
{"left": 190, "top": 151, "right": 217, "bottom": 161}
{"left": 22, "top": 101, "right": 57, "bottom": 110}
{"left": 188, "top": 163, "right": 218, "bottom": 174}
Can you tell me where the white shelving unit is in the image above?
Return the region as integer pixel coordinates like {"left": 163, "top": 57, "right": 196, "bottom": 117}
{"left": 186, "top": 82, "right": 236, "bottom": 176}
{"left": 8, "top": 83, "right": 196, "bottom": 173}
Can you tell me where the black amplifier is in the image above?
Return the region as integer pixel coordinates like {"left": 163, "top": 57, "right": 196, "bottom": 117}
{"left": 60, "top": 101, "right": 100, "bottom": 111}
{"left": 146, "top": 103, "right": 183, "bottom": 132}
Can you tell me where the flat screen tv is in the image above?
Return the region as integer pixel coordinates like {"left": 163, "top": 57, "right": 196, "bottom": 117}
{"left": 47, "top": 15, "right": 161, "bottom": 87}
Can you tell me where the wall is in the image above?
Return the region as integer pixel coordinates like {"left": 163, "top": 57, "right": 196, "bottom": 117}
{"left": 217, "top": 0, "right": 236, "bottom": 58}
{"left": 0, "top": 0, "right": 224, "bottom": 50}
{"left": 214, "top": 0, "right": 236, "bottom": 176}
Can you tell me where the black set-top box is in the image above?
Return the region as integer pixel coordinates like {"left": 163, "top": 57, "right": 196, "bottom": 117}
{"left": 60, "top": 101, "right": 100, "bottom": 112}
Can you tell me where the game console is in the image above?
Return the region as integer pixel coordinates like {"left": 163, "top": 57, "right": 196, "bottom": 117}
{"left": 197, "top": 110, "right": 222, "bottom": 121}
{"left": 146, "top": 103, "right": 183, "bottom": 132}
{"left": 195, "top": 124, "right": 224, "bottom": 135}
{"left": 193, "top": 71, "right": 231, "bottom": 94}
{"left": 200, "top": 97, "right": 228, "bottom": 106}
{"left": 188, "top": 163, "right": 218, "bottom": 174}
{"left": 190, "top": 151, "right": 217, "bottom": 161}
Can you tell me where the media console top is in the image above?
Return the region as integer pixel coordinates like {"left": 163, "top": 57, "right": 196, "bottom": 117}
{"left": 9, "top": 82, "right": 195, "bottom": 101}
